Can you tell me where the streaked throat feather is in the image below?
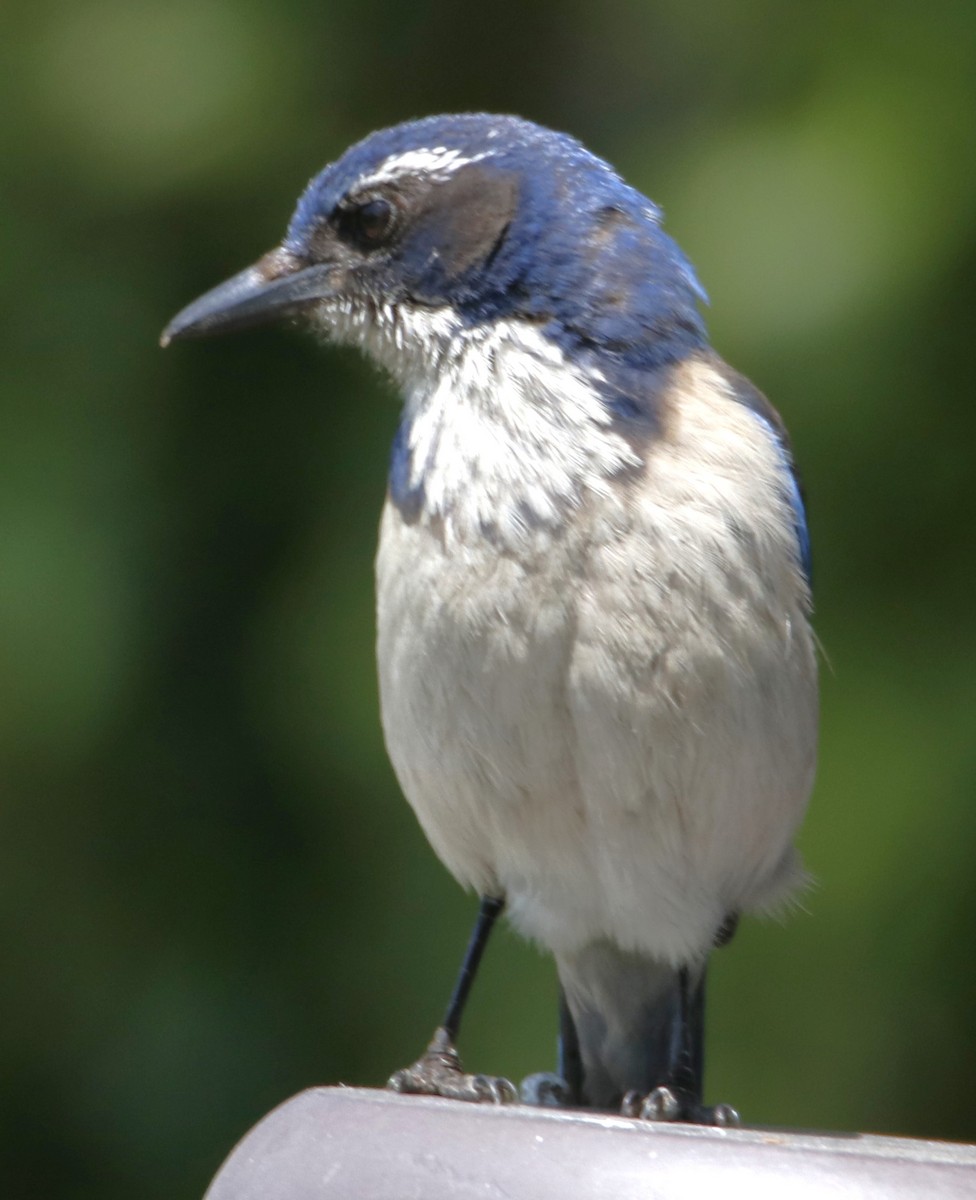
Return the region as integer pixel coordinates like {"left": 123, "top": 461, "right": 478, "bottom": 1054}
{"left": 317, "top": 298, "right": 644, "bottom": 547}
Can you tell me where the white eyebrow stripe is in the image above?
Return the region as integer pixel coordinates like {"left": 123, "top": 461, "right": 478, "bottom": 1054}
{"left": 360, "top": 146, "right": 488, "bottom": 189}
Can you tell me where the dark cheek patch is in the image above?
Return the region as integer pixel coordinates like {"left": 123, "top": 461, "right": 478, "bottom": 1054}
{"left": 417, "top": 165, "right": 519, "bottom": 278}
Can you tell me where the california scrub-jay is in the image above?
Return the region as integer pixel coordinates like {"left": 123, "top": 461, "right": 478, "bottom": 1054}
{"left": 162, "top": 114, "right": 817, "bottom": 1125}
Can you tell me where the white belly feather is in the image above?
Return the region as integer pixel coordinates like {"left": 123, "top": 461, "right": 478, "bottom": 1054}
{"left": 375, "top": 353, "right": 817, "bottom": 966}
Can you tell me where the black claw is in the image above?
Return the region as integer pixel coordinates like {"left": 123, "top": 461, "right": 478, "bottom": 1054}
{"left": 640, "top": 1086, "right": 684, "bottom": 1122}
{"left": 620, "top": 1085, "right": 740, "bottom": 1127}
{"left": 691, "top": 1101, "right": 741, "bottom": 1127}
{"left": 520, "top": 1072, "right": 573, "bottom": 1108}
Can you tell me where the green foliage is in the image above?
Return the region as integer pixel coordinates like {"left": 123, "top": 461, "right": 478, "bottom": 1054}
{"left": 2, "top": 2, "right": 975, "bottom": 1195}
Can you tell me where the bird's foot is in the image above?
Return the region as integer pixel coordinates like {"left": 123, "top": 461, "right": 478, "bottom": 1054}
{"left": 519, "top": 1071, "right": 574, "bottom": 1108}
{"left": 621, "top": 1086, "right": 740, "bottom": 1127}
{"left": 387, "top": 1026, "right": 518, "bottom": 1105}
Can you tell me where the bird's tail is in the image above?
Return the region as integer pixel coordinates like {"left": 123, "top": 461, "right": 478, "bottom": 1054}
{"left": 555, "top": 942, "right": 705, "bottom": 1111}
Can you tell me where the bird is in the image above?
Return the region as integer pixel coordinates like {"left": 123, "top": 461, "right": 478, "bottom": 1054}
{"left": 162, "top": 113, "right": 818, "bottom": 1124}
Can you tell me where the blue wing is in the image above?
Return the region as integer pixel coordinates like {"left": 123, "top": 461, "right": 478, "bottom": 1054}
{"left": 716, "top": 359, "right": 812, "bottom": 585}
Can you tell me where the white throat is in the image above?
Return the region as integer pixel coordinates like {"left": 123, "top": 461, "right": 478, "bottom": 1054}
{"left": 323, "top": 300, "right": 642, "bottom": 548}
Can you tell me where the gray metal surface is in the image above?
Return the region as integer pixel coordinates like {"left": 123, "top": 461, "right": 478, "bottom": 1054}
{"left": 204, "top": 1086, "right": 976, "bottom": 1200}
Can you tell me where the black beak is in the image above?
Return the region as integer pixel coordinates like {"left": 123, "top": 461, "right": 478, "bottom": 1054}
{"left": 160, "top": 249, "right": 341, "bottom": 347}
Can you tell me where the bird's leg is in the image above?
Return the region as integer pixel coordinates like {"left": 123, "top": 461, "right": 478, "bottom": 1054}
{"left": 519, "top": 986, "right": 581, "bottom": 1108}
{"left": 388, "top": 895, "right": 517, "bottom": 1104}
{"left": 621, "top": 966, "right": 740, "bottom": 1126}
{"left": 557, "top": 986, "right": 584, "bottom": 1103}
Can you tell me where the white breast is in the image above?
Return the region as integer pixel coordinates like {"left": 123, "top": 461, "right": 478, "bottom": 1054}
{"left": 375, "top": 348, "right": 817, "bottom": 966}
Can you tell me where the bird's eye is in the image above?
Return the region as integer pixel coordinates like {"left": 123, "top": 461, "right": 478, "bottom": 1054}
{"left": 337, "top": 197, "right": 397, "bottom": 249}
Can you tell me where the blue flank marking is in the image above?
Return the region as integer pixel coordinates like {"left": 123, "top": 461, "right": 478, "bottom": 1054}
{"left": 751, "top": 413, "right": 812, "bottom": 583}
{"left": 784, "top": 463, "right": 813, "bottom": 584}
{"left": 388, "top": 416, "right": 424, "bottom": 516}
{"left": 590, "top": 360, "right": 668, "bottom": 431}
{"left": 606, "top": 394, "right": 645, "bottom": 421}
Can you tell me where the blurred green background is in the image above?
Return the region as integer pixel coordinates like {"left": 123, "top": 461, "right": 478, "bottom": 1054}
{"left": 2, "top": 1, "right": 975, "bottom": 1196}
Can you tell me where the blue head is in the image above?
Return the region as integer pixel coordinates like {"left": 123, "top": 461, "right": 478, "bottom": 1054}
{"left": 162, "top": 114, "right": 708, "bottom": 376}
